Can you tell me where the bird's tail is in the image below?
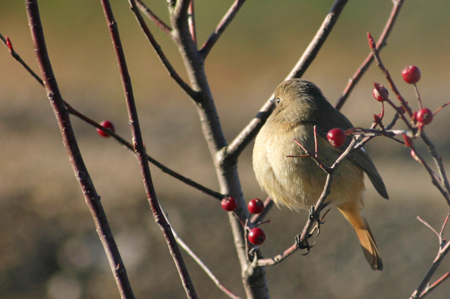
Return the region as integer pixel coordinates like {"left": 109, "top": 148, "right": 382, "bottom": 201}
{"left": 338, "top": 203, "right": 383, "bottom": 271}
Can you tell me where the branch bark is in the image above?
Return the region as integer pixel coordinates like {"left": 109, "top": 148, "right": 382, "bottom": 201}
{"left": 167, "top": 2, "right": 269, "bottom": 298}
{"left": 99, "top": 0, "right": 198, "bottom": 298}
{"left": 24, "top": 1, "right": 135, "bottom": 298}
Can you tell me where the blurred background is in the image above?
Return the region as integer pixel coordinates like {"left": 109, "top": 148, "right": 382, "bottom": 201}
{"left": 1, "top": 0, "right": 450, "bottom": 298}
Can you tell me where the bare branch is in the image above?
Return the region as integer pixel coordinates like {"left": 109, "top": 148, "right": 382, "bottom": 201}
{"left": 129, "top": 0, "right": 198, "bottom": 100}
{"left": 226, "top": 99, "right": 274, "bottom": 161}
{"left": 410, "top": 215, "right": 450, "bottom": 299}
{"left": 335, "top": 0, "right": 405, "bottom": 110}
{"left": 1, "top": 29, "right": 222, "bottom": 201}
{"left": 285, "top": 0, "right": 349, "bottom": 80}
{"left": 99, "top": 1, "right": 198, "bottom": 298}
{"left": 170, "top": 218, "right": 241, "bottom": 299}
{"left": 0, "top": 33, "right": 43, "bottom": 85}
{"left": 135, "top": 0, "right": 172, "bottom": 35}
{"left": 420, "top": 131, "right": 450, "bottom": 204}
{"left": 199, "top": 0, "right": 247, "bottom": 59}
{"left": 24, "top": 1, "right": 135, "bottom": 298}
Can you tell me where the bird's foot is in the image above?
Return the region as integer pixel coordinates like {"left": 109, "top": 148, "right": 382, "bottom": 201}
{"left": 295, "top": 235, "right": 314, "bottom": 255}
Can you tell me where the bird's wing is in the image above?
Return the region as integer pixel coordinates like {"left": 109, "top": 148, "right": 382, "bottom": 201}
{"left": 315, "top": 108, "right": 389, "bottom": 199}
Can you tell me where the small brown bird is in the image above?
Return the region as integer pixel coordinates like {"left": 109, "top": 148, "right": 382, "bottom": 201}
{"left": 253, "top": 79, "right": 388, "bottom": 270}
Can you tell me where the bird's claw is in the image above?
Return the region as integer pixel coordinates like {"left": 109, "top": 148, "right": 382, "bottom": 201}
{"left": 295, "top": 235, "right": 314, "bottom": 255}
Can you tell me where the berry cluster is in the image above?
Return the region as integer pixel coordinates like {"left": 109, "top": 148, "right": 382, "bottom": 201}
{"left": 220, "top": 197, "right": 266, "bottom": 245}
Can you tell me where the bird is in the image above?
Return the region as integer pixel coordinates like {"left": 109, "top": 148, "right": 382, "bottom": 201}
{"left": 252, "top": 79, "right": 388, "bottom": 270}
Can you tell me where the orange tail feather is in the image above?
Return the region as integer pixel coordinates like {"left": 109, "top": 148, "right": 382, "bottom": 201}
{"left": 338, "top": 203, "right": 383, "bottom": 271}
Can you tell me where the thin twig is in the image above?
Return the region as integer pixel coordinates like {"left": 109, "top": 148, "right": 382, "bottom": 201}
{"left": 410, "top": 215, "right": 450, "bottom": 299}
{"left": 170, "top": 218, "right": 241, "bottom": 299}
{"left": 335, "top": 0, "right": 405, "bottom": 110}
{"left": 368, "top": 33, "right": 414, "bottom": 119}
{"left": 135, "top": 0, "right": 172, "bottom": 34}
{"left": 434, "top": 101, "right": 450, "bottom": 115}
{"left": 250, "top": 197, "right": 275, "bottom": 225}
{"left": 226, "top": 98, "right": 274, "bottom": 162}
{"left": 99, "top": 1, "right": 198, "bottom": 298}
{"left": 199, "top": 0, "right": 247, "bottom": 59}
{"left": 285, "top": 0, "right": 349, "bottom": 80}
{"left": 409, "top": 147, "right": 449, "bottom": 200}
{"left": 414, "top": 83, "right": 423, "bottom": 110}
{"left": 368, "top": 33, "right": 414, "bottom": 130}
{"left": 69, "top": 106, "right": 224, "bottom": 199}
{"left": 24, "top": 1, "right": 135, "bottom": 298}
{"left": 367, "top": 33, "right": 450, "bottom": 203}
{"left": 419, "top": 272, "right": 450, "bottom": 299}
{"left": 129, "top": 0, "right": 198, "bottom": 100}
{"left": 420, "top": 131, "right": 450, "bottom": 204}
{"left": 0, "top": 33, "right": 43, "bottom": 84}
{"left": 0, "top": 32, "right": 222, "bottom": 200}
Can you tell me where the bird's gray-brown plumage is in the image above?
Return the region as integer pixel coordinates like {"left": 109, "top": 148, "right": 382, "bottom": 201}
{"left": 253, "top": 79, "right": 388, "bottom": 270}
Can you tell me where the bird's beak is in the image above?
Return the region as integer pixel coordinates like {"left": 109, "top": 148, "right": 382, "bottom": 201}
{"left": 269, "top": 98, "right": 276, "bottom": 104}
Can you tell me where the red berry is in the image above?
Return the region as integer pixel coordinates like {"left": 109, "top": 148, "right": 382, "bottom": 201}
{"left": 417, "top": 108, "right": 433, "bottom": 125}
{"left": 6, "top": 36, "right": 13, "bottom": 52}
{"left": 221, "top": 197, "right": 237, "bottom": 212}
{"left": 402, "top": 133, "right": 413, "bottom": 148}
{"left": 373, "top": 83, "right": 389, "bottom": 102}
{"left": 248, "top": 227, "right": 266, "bottom": 245}
{"left": 327, "top": 128, "right": 346, "bottom": 148}
{"left": 402, "top": 65, "right": 421, "bottom": 84}
{"left": 97, "top": 120, "right": 115, "bottom": 137}
{"left": 248, "top": 198, "right": 264, "bottom": 214}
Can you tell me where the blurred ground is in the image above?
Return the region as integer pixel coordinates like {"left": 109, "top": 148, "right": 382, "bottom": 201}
{"left": 1, "top": 1, "right": 450, "bottom": 298}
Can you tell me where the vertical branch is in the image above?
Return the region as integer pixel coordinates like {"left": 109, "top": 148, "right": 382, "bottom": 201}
{"left": 24, "top": 1, "right": 135, "bottom": 298}
{"left": 99, "top": 0, "right": 198, "bottom": 298}
{"left": 167, "top": 3, "right": 270, "bottom": 299}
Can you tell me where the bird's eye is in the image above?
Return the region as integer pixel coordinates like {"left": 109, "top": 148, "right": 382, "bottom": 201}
{"left": 276, "top": 98, "right": 282, "bottom": 104}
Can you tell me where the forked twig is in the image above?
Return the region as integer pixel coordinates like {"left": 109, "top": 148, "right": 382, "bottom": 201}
{"left": 0, "top": 33, "right": 43, "bottom": 84}
{"left": 410, "top": 215, "right": 450, "bottom": 299}
{"left": 199, "top": 0, "right": 247, "bottom": 59}
{"left": 135, "top": 0, "right": 172, "bottom": 34}
{"left": 368, "top": 34, "right": 450, "bottom": 203}
{"left": 0, "top": 32, "right": 223, "bottom": 200}
{"left": 129, "top": 0, "right": 198, "bottom": 100}
{"left": 336, "top": 0, "right": 405, "bottom": 110}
